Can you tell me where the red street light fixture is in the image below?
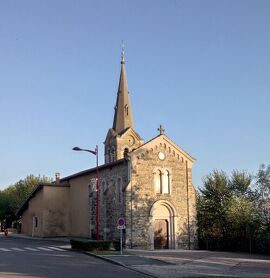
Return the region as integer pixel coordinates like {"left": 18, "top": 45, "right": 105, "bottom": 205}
{"left": 72, "top": 145, "right": 99, "bottom": 240}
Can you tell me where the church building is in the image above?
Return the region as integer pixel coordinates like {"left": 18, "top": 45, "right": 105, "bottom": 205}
{"left": 17, "top": 51, "right": 197, "bottom": 250}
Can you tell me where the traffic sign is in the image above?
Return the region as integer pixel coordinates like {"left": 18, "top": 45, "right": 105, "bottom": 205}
{"left": 117, "top": 218, "right": 125, "bottom": 227}
{"left": 117, "top": 218, "right": 125, "bottom": 255}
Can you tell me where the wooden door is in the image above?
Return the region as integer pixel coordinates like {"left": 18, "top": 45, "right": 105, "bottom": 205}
{"left": 154, "top": 219, "right": 168, "bottom": 249}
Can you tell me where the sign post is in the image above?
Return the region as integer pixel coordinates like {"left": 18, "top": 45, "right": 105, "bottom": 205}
{"left": 117, "top": 218, "right": 125, "bottom": 255}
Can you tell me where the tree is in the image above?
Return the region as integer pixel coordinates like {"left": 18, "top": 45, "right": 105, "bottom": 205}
{"left": 229, "top": 170, "right": 252, "bottom": 196}
{"left": 197, "top": 170, "right": 232, "bottom": 239}
{"left": 197, "top": 166, "right": 270, "bottom": 253}
{"left": 255, "top": 164, "right": 270, "bottom": 233}
{"left": 0, "top": 175, "right": 52, "bottom": 226}
{"left": 197, "top": 169, "right": 257, "bottom": 251}
{"left": 227, "top": 170, "right": 259, "bottom": 237}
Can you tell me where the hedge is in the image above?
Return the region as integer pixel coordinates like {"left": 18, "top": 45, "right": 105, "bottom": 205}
{"left": 199, "top": 235, "right": 270, "bottom": 255}
{"left": 70, "top": 239, "right": 111, "bottom": 251}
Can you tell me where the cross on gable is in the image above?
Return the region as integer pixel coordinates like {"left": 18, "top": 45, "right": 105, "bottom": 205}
{"left": 158, "top": 124, "right": 165, "bottom": 135}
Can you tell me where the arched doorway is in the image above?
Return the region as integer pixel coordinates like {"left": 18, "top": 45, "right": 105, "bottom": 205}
{"left": 154, "top": 218, "right": 169, "bottom": 249}
{"left": 149, "top": 200, "right": 176, "bottom": 249}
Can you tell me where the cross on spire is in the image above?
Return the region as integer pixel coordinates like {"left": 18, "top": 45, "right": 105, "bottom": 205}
{"left": 121, "top": 41, "right": 125, "bottom": 64}
{"left": 158, "top": 124, "right": 165, "bottom": 135}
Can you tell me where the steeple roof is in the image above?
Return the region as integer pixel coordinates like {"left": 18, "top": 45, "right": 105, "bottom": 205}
{"left": 112, "top": 50, "right": 134, "bottom": 133}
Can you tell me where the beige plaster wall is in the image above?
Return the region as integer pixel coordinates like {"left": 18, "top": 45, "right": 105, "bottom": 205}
{"left": 21, "top": 185, "right": 70, "bottom": 237}
{"left": 21, "top": 189, "right": 44, "bottom": 237}
{"left": 42, "top": 186, "right": 70, "bottom": 237}
{"left": 69, "top": 175, "right": 93, "bottom": 237}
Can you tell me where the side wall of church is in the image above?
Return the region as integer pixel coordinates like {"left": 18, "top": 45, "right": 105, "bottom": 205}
{"left": 125, "top": 142, "right": 196, "bottom": 250}
{"left": 21, "top": 185, "right": 71, "bottom": 237}
{"left": 42, "top": 186, "right": 70, "bottom": 237}
{"left": 69, "top": 175, "right": 93, "bottom": 237}
{"left": 65, "top": 161, "right": 129, "bottom": 240}
{"left": 21, "top": 189, "right": 44, "bottom": 237}
{"left": 90, "top": 161, "right": 129, "bottom": 240}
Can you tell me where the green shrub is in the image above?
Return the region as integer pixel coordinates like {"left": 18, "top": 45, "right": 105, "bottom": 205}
{"left": 112, "top": 240, "right": 120, "bottom": 251}
{"left": 70, "top": 239, "right": 111, "bottom": 251}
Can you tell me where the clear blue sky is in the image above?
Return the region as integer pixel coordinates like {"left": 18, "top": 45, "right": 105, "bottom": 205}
{"left": 0, "top": 0, "right": 269, "bottom": 189}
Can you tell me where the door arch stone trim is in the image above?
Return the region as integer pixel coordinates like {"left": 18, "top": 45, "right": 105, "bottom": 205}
{"left": 149, "top": 200, "right": 177, "bottom": 250}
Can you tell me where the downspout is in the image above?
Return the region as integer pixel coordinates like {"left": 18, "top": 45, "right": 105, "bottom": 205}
{"left": 186, "top": 160, "right": 191, "bottom": 250}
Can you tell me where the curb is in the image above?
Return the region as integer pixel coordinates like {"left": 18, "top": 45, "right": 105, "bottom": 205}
{"left": 91, "top": 253, "right": 159, "bottom": 278}
{"left": 71, "top": 248, "right": 159, "bottom": 278}
{"left": 6, "top": 234, "right": 71, "bottom": 243}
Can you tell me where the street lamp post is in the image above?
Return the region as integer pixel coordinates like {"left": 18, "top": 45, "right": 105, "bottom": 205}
{"left": 72, "top": 145, "right": 99, "bottom": 240}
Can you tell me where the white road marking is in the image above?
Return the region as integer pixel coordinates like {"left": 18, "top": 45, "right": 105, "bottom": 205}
{"left": 0, "top": 246, "right": 68, "bottom": 252}
{"left": 0, "top": 248, "right": 11, "bottom": 251}
{"left": 47, "top": 246, "right": 66, "bottom": 251}
{"left": 37, "top": 247, "right": 54, "bottom": 251}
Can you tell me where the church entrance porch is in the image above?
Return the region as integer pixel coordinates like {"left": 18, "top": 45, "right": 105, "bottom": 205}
{"left": 149, "top": 200, "right": 177, "bottom": 250}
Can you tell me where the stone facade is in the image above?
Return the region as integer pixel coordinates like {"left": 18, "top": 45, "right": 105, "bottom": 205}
{"left": 125, "top": 135, "right": 196, "bottom": 249}
{"left": 104, "top": 127, "right": 143, "bottom": 163}
{"left": 87, "top": 133, "right": 197, "bottom": 250}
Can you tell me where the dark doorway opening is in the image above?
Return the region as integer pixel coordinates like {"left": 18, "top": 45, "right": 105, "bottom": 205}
{"left": 154, "top": 219, "right": 169, "bottom": 249}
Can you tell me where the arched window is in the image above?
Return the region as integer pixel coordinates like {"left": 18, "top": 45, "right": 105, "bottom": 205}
{"left": 162, "top": 170, "right": 170, "bottom": 194}
{"left": 111, "top": 147, "right": 115, "bottom": 162}
{"left": 125, "top": 104, "right": 129, "bottom": 116}
{"left": 154, "top": 169, "right": 171, "bottom": 195}
{"left": 117, "top": 178, "right": 122, "bottom": 202}
{"left": 107, "top": 148, "right": 110, "bottom": 162}
{"left": 123, "top": 148, "right": 129, "bottom": 157}
{"left": 159, "top": 171, "right": 163, "bottom": 193}
{"left": 101, "top": 182, "right": 106, "bottom": 204}
{"left": 154, "top": 170, "right": 162, "bottom": 193}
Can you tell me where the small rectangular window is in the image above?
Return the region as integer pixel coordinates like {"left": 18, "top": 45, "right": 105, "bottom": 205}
{"left": 35, "top": 217, "right": 38, "bottom": 228}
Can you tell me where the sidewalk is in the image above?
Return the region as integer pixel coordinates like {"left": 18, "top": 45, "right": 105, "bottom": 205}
{"left": 94, "top": 249, "right": 270, "bottom": 278}
{"left": 2, "top": 232, "right": 71, "bottom": 243}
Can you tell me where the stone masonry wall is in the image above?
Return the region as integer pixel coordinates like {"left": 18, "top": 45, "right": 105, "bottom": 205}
{"left": 89, "top": 160, "right": 129, "bottom": 240}
{"left": 125, "top": 138, "right": 196, "bottom": 250}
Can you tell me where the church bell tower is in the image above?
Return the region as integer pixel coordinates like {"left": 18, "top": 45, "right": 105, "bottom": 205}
{"left": 104, "top": 49, "right": 143, "bottom": 163}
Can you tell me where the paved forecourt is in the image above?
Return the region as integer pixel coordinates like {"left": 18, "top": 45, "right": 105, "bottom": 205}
{"left": 123, "top": 249, "right": 270, "bottom": 278}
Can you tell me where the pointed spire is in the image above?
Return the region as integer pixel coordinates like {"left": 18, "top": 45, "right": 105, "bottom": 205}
{"left": 112, "top": 47, "right": 134, "bottom": 133}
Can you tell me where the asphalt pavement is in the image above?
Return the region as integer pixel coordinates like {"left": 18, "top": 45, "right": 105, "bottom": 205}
{"left": 0, "top": 234, "right": 150, "bottom": 278}
{"left": 4, "top": 233, "right": 270, "bottom": 278}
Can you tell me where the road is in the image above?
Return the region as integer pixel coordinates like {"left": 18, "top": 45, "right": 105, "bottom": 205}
{"left": 3, "top": 235, "right": 269, "bottom": 278}
{"left": 0, "top": 236, "right": 149, "bottom": 278}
